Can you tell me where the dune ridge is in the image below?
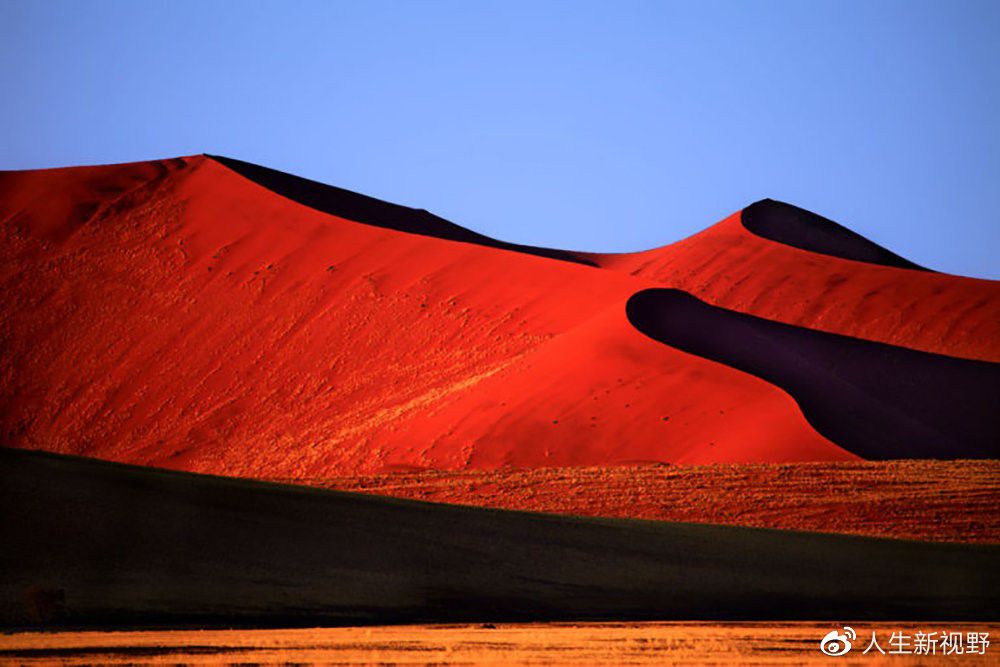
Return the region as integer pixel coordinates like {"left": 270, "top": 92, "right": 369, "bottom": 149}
{"left": 209, "top": 155, "right": 595, "bottom": 265}
{"left": 741, "top": 198, "right": 930, "bottom": 271}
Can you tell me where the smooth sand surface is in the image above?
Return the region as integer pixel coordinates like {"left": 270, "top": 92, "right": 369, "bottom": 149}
{"left": 589, "top": 207, "right": 999, "bottom": 362}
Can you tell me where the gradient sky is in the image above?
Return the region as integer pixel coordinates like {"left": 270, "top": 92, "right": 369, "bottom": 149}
{"left": 2, "top": 1, "right": 997, "bottom": 278}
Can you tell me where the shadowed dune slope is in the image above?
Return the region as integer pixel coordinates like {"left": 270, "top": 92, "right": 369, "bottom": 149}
{"left": 0, "top": 155, "right": 849, "bottom": 475}
{"left": 627, "top": 289, "right": 1000, "bottom": 459}
{"left": 2, "top": 448, "right": 998, "bottom": 628}
{"left": 741, "top": 198, "right": 930, "bottom": 271}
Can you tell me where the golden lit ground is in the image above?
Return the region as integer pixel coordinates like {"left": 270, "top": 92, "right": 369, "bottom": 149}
{"left": 2, "top": 623, "right": 997, "bottom": 666}
{"left": 277, "top": 459, "right": 1000, "bottom": 544}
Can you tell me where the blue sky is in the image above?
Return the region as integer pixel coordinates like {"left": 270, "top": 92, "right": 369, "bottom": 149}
{"left": 2, "top": 1, "right": 997, "bottom": 278}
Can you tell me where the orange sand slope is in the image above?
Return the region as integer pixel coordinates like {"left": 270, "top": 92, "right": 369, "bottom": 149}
{"left": 1, "top": 155, "right": 997, "bottom": 477}
{"left": 286, "top": 460, "right": 1000, "bottom": 544}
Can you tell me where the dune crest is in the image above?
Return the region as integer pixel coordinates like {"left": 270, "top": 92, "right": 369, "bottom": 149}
{"left": 740, "top": 198, "right": 929, "bottom": 271}
{"left": 209, "top": 155, "right": 595, "bottom": 266}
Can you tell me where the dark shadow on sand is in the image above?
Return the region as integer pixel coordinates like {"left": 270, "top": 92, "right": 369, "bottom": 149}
{"left": 626, "top": 289, "right": 999, "bottom": 460}
{"left": 741, "top": 199, "right": 930, "bottom": 271}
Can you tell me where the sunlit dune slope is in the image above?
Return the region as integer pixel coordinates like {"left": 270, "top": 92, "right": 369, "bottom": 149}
{"left": 1, "top": 155, "right": 996, "bottom": 477}
{"left": 0, "top": 156, "right": 849, "bottom": 475}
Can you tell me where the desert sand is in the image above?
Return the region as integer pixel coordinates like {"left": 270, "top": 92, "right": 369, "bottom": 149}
{"left": 283, "top": 459, "right": 1000, "bottom": 543}
{"left": 3, "top": 622, "right": 998, "bottom": 665}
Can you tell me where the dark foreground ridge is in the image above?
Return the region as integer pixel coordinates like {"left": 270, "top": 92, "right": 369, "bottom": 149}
{"left": 626, "top": 289, "right": 1000, "bottom": 459}
{"left": 208, "top": 155, "right": 596, "bottom": 266}
{"left": 741, "top": 199, "right": 930, "bottom": 271}
{"left": 2, "top": 448, "right": 997, "bottom": 629}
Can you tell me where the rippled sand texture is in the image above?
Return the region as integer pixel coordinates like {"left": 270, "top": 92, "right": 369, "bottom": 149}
{"left": 282, "top": 459, "right": 1000, "bottom": 544}
{"left": 2, "top": 623, "right": 998, "bottom": 666}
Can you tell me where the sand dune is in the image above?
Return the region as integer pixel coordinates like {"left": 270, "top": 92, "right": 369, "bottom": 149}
{"left": 2, "top": 448, "right": 997, "bottom": 629}
{"left": 590, "top": 207, "right": 999, "bottom": 361}
{"left": 1, "top": 156, "right": 997, "bottom": 478}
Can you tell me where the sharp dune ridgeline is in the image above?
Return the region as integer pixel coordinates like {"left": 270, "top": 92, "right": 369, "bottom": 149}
{"left": 2, "top": 448, "right": 998, "bottom": 628}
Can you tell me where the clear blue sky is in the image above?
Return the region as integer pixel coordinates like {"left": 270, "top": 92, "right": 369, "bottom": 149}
{"left": 2, "top": 1, "right": 997, "bottom": 278}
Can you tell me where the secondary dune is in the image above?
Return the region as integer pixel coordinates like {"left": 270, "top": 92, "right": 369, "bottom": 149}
{"left": 590, "top": 206, "right": 999, "bottom": 361}
{"left": 2, "top": 448, "right": 997, "bottom": 629}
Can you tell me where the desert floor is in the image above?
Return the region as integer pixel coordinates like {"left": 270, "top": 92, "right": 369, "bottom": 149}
{"left": 2, "top": 622, "right": 997, "bottom": 665}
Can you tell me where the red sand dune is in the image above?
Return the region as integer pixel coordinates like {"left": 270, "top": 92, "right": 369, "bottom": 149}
{"left": 1, "top": 155, "right": 996, "bottom": 477}
{"left": 588, "top": 207, "right": 999, "bottom": 362}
